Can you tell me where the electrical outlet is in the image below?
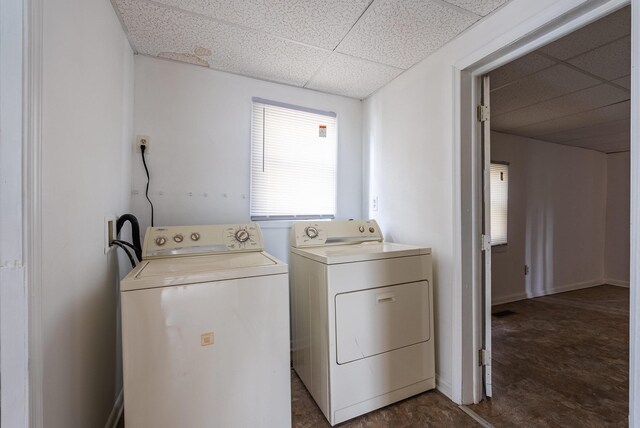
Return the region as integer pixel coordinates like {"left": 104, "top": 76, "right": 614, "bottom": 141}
{"left": 135, "top": 135, "right": 150, "bottom": 153}
{"left": 105, "top": 216, "right": 116, "bottom": 254}
{"left": 372, "top": 196, "right": 379, "bottom": 212}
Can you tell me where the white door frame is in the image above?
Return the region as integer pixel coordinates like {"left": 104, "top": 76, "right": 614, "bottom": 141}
{"left": 453, "top": 0, "right": 638, "bottom": 424}
{"left": 0, "top": 0, "right": 44, "bottom": 426}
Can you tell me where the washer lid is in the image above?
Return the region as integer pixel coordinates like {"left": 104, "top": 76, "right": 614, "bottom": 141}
{"left": 121, "top": 252, "right": 287, "bottom": 292}
{"left": 290, "top": 242, "right": 431, "bottom": 264}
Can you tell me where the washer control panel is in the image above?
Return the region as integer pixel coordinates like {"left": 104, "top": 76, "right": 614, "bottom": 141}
{"left": 291, "top": 219, "right": 382, "bottom": 248}
{"left": 143, "top": 223, "right": 264, "bottom": 259}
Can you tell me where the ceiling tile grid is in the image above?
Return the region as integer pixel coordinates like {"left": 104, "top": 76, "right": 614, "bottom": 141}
{"left": 566, "top": 36, "right": 631, "bottom": 81}
{"left": 490, "top": 64, "right": 601, "bottom": 116}
{"left": 335, "top": 0, "right": 480, "bottom": 69}
{"left": 305, "top": 53, "right": 403, "bottom": 99}
{"left": 489, "top": 6, "right": 631, "bottom": 153}
{"left": 492, "top": 84, "right": 629, "bottom": 131}
{"left": 538, "top": 6, "right": 631, "bottom": 60}
{"left": 145, "top": 0, "right": 373, "bottom": 50}
{"left": 115, "top": 0, "right": 330, "bottom": 86}
{"left": 441, "top": 0, "right": 509, "bottom": 17}
{"left": 511, "top": 101, "right": 630, "bottom": 139}
{"left": 113, "top": 0, "right": 512, "bottom": 99}
{"left": 490, "top": 52, "right": 557, "bottom": 89}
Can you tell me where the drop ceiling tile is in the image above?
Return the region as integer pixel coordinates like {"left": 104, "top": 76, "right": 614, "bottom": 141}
{"left": 539, "top": 6, "right": 630, "bottom": 60}
{"left": 572, "top": 131, "right": 630, "bottom": 152}
{"left": 147, "top": 0, "right": 372, "bottom": 50}
{"left": 502, "top": 101, "right": 630, "bottom": 137}
{"left": 491, "top": 64, "right": 600, "bottom": 116}
{"left": 115, "top": 0, "right": 329, "bottom": 86}
{"left": 612, "top": 75, "right": 631, "bottom": 90}
{"left": 492, "top": 84, "right": 629, "bottom": 130}
{"left": 336, "top": 0, "right": 479, "bottom": 69}
{"left": 305, "top": 53, "right": 403, "bottom": 99}
{"left": 442, "top": 0, "right": 508, "bottom": 16}
{"left": 489, "top": 52, "right": 556, "bottom": 89}
{"left": 567, "top": 36, "right": 630, "bottom": 81}
{"left": 536, "top": 118, "right": 630, "bottom": 144}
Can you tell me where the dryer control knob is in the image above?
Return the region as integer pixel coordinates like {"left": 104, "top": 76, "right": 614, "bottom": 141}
{"left": 305, "top": 226, "right": 319, "bottom": 239}
{"left": 173, "top": 234, "right": 184, "bottom": 243}
{"left": 235, "top": 229, "right": 250, "bottom": 243}
{"left": 190, "top": 232, "right": 200, "bottom": 241}
{"left": 358, "top": 226, "right": 365, "bottom": 233}
{"left": 155, "top": 236, "right": 167, "bottom": 246}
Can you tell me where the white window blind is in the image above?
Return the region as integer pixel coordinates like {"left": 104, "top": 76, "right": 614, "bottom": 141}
{"left": 250, "top": 98, "right": 337, "bottom": 220}
{"left": 490, "top": 162, "right": 509, "bottom": 246}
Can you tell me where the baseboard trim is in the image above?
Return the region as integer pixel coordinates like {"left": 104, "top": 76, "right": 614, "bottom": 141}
{"left": 435, "top": 374, "right": 453, "bottom": 399}
{"left": 605, "top": 278, "right": 630, "bottom": 288}
{"left": 493, "top": 292, "right": 528, "bottom": 306}
{"left": 493, "top": 279, "right": 605, "bottom": 305}
{"left": 105, "top": 389, "right": 123, "bottom": 428}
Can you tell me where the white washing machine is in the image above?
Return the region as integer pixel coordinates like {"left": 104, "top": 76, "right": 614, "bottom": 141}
{"left": 121, "top": 223, "right": 291, "bottom": 428}
{"left": 290, "top": 219, "right": 435, "bottom": 426}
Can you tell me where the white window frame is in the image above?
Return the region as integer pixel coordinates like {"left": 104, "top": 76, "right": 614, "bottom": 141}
{"left": 250, "top": 97, "right": 338, "bottom": 221}
{"left": 490, "top": 161, "right": 509, "bottom": 246}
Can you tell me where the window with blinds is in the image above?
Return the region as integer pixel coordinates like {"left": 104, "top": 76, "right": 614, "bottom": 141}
{"left": 490, "top": 162, "right": 509, "bottom": 246}
{"left": 250, "top": 98, "right": 337, "bottom": 220}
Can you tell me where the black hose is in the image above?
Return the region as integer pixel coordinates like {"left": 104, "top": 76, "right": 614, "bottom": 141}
{"left": 116, "top": 214, "right": 143, "bottom": 261}
{"left": 112, "top": 239, "right": 141, "bottom": 262}
{"left": 111, "top": 241, "right": 136, "bottom": 268}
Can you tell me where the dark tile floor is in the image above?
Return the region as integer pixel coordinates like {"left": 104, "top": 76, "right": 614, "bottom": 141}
{"left": 469, "top": 285, "right": 629, "bottom": 427}
{"left": 291, "top": 371, "right": 477, "bottom": 427}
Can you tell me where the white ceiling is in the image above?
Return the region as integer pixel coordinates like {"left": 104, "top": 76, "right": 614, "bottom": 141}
{"left": 112, "top": 0, "right": 510, "bottom": 99}
{"left": 490, "top": 6, "right": 630, "bottom": 153}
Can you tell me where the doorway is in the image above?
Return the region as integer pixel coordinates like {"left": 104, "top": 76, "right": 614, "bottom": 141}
{"left": 456, "top": 0, "right": 639, "bottom": 425}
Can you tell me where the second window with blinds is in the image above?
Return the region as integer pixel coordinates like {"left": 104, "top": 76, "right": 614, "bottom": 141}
{"left": 490, "top": 162, "right": 509, "bottom": 246}
{"left": 250, "top": 98, "right": 338, "bottom": 220}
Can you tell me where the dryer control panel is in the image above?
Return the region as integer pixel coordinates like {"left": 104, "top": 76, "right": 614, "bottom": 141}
{"left": 142, "top": 223, "right": 264, "bottom": 259}
{"left": 291, "top": 219, "right": 382, "bottom": 248}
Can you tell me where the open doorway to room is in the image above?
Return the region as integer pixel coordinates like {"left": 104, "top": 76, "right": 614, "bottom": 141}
{"left": 469, "top": 6, "right": 631, "bottom": 426}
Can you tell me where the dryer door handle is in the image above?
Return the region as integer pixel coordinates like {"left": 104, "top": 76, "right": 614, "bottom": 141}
{"left": 376, "top": 293, "right": 396, "bottom": 304}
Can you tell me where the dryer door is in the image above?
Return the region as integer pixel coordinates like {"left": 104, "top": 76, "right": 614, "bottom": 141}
{"left": 335, "top": 281, "right": 430, "bottom": 364}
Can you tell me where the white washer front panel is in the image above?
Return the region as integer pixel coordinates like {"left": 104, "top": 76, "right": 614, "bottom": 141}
{"left": 335, "top": 281, "right": 430, "bottom": 364}
{"left": 121, "top": 274, "right": 291, "bottom": 428}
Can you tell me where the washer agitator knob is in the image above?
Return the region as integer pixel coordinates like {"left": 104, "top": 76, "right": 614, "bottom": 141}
{"left": 305, "top": 226, "right": 319, "bottom": 239}
{"left": 235, "top": 229, "right": 250, "bottom": 243}
{"left": 155, "top": 236, "right": 167, "bottom": 246}
{"left": 173, "top": 234, "right": 184, "bottom": 243}
{"left": 191, "top": 232, "right": 200, "bottom": 241}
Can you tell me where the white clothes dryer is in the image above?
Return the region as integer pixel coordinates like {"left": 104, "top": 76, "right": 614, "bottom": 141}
{"left": 289, "top": 219, "right": 435, "bottom": 426}
{"left": 121, "top": 223, "right": 291, "bottom": 428}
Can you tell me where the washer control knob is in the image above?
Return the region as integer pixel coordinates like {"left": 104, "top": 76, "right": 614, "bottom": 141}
{"left": 173, "top": 234, "right": 184, "bottom": 243}
{"left": 369, "top": 227, "right": 375, "bottom": 233}
{"left": 155, "top": 236, "right": 167, "bottom": 246}
{"left": 305, "top": 226, "right": 319, "bottom": 239}
{"left": 190, "top": 232, "right": 200, "bottom": 241}
{"left": 235, "top": 229, "right": 250, "bottom": 243}
{"left": 358, "top": 226, "right": 365, "bottom": 233}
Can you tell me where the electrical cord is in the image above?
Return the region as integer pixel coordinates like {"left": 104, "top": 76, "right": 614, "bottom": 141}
{"left": 111, "top": 241, "right": 137, "bottom": 268}
{"left": 141, "top": 145, "right": 154, "bottom": 227}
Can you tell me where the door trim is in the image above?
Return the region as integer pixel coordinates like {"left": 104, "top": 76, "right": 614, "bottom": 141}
{"left": 453, "top": 0, "right": 634, "bottom": 407}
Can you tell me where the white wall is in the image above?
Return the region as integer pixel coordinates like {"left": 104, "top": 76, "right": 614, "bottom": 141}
{"left": 490, "top": 132, "right": 608, "bottom": 304}
{"left": 605, "top": 151, "right": 631, "bottom": 286}
{"left": 132, "top": 56, "right": 363, "bottom": 262}
{"left": 41, "top": 0, "right": 134, "bottom": 426}
{"left": 362, "top": 0, "right": 594, "bottom": 400}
